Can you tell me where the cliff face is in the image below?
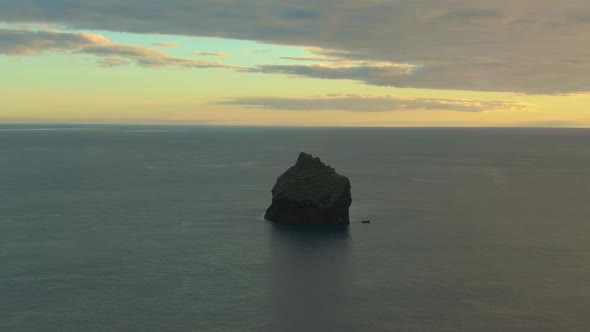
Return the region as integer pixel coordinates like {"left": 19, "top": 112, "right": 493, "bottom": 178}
{"left": 264, "top": 152, "right": 351, "bottom": 225}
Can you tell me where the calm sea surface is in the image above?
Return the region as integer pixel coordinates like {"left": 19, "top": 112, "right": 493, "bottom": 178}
{"left": 1, "top": 125, "right": 590, "bottom": 331}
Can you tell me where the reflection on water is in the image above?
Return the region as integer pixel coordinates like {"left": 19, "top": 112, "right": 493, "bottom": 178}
{"left": 264, "top": 223, "right": 351, "bottom": 332}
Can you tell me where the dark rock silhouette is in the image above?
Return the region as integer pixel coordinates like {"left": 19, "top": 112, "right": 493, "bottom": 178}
{"left": 265, "top": 152, "right": 352, "bottom": 225}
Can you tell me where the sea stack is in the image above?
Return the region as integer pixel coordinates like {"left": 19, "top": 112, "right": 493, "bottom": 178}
{"left": 265, "top": 152, "right": 352, "bottom": 225}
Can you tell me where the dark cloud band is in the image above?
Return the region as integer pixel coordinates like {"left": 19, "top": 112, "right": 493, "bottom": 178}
{"left": 216, "top": 95, "right": 526, "bottom": 113}
{"left": 2, "top": 1, "right": 590, "bottom": 93}
{"left": 0, "top": 28, "right": 236, "bottom": 69}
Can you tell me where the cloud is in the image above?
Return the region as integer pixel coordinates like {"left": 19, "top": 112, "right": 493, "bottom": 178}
{"left": 243, "top": 51, "right": 417, "bottom": 85}
{"left": 246, "top": 44, "right": 590, "bottom": 94}
{"left": 0, "top": 28, "right": 109, "bottom": 55}
{"left": 280, "top": 8, "right": 322, "bottom": 20}
{"left": 432, "top": 9, "right": 505, "bottom": 23}
{"left": 0, "top": 28, "right": 237, "bottom": 69}
{"left": 97, "top": 58, "right": 129, "bottom": 67}
{"left": 153, "top": 42, "right": 179, "bottom": 48}
{"left": 245, "top": 59, "right": 590, "bottom": 94}
{"left": 280, "top": 56, "right": 328, "bottom": 62}
{"left": 244, "top": 63, "right": 410, "bottom": 82}
{"left": 2, "top": 1, "right": 590, "bottom": 93}
{"left": 194, "top": 51, "right": 229, "bottom": 57}
{"left": 216, "top": 94, "right": 526, "bottom": 113}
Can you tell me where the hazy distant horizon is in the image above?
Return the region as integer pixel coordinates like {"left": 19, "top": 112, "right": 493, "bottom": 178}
{"left": 2, "top": 122, "right": 590, "bottom": 129}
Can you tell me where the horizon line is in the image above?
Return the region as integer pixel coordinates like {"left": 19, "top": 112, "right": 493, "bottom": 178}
{"left": 1, "top": 122, "right": 589, "bottom": 130}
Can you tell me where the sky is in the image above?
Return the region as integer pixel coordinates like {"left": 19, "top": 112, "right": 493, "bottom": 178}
{"left": 2, "top": 1, "right": 590, "bottom": 127}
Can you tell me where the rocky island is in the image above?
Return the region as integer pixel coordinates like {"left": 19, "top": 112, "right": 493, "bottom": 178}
{"left": 264, "top": 152, "right": 352, "bottom": 225}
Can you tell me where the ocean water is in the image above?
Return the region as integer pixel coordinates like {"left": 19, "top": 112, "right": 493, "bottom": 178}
{"left": 1, "top": 125, "right": 590, "bottom": 331}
